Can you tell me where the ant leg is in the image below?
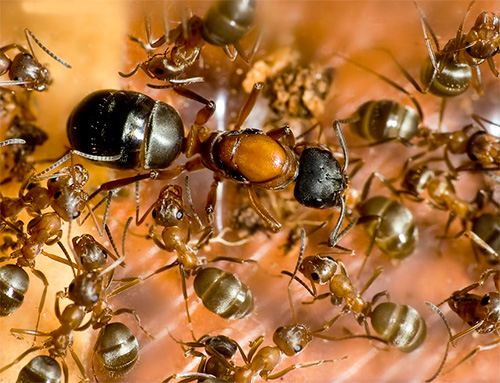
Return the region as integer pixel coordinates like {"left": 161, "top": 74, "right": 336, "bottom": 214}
{"left": 486, "top": 57, "right": 500, "bottom": 77}
{"left": 112, "top": 308, "right": 155, "bottom": 339}
{"left": 69, "top": 346, "right": 89, "bottom": 382}
{"left": 312, "top": 310, "right": 347, "bottom": 333}
{"left": 222, "top": 45, "right": 237, "bottom": 61}
{"left": 246, "top": 185, "right": 281, "bottom": 232}
{"left": 30, "top": 268, "right": 48, "bottom": 338}
{"left": 264, "top": 359, "right": 339, "bottom": 380}
{"left": 204, "top": 175, "right": 221, "bottom": 225}
{"left": 267, "top": 125, "right": 295, "bottom": 148}
{"left": 161, "top": 373, "right": 216, "bottom": 383}
{"left": 246, "top": 335, "right": 265, "bottom": 363}
{"left": 356, "top": 215, "right": 383, "bottom": 278}
{"left": 0, "top": 345, "right": 44, "bottom": 373}
{"left": 107, "top": 261, "right": 178, "bottom": 298}
{"left": 233, "top": 82, "right": 264, "bottom": 130}
{"left": 359, "top": 266, "right": 384, "bottom": 295}
{"left": 179, "top": 263, "right": 196, "bottom": 341}
{"left": 446, "top": 337, "right": 500, "bottom": 376}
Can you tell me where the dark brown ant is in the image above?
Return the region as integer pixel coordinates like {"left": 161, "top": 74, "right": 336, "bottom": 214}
{"left": 54, "top": 229, "right": 150, "bottom": 381}
{"left": 0, "top": 28, "right": 71, "bottom": 91}
{"left": 284, "top": 245, "right": 427, "bottom": 353}
{"left": 120, "top": 0, "right": 257, "bottom": 87}
{"left": 0, "top": 212, "right": 77, "bottom": 333}
{"left": 0, "top": 296, "right": 89, "bottom": 383}
{"left": 1, "top": 115, "right": 48, "bottom": 184}
{"left": 425, "top": 269, "right": 500, "bottom": 382}
{"left": 80, "top": 83, "right": 350, "bottom": 247}
{"left": 108, "top": 182, "right": 255, "bottom": 340}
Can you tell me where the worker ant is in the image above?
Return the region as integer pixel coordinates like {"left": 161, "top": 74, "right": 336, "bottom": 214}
{"left": 73, "top": 83, "right": 350, "bottom": 247}
{"left": 284, "top": 248, "right": 426, "bottom": 352}
{"left": 425, "top": 269, "right": 500, "bottom": 382}
{"left": 107, "top": 182, "right": 255, "bottom": 341}
{"left": 120, "top": 0, "right": 258, "bottom": 87}
{"left": 0, "top": 297, "right": 89, "bottom": 383}
{"left": 0, "top": 28, "right": 71, "bottom": 91}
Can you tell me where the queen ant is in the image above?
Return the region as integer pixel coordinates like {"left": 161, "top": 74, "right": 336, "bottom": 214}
{"left": 425, "top": 269, "right": 500, "bottom": 382}
{"left": 120, "top": 0, "right": 258, "bottom": 87}
{"left": 80, "top": 83, "right": 350, "bottom": 248}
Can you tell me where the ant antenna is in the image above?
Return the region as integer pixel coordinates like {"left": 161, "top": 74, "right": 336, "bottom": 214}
{"left": 25, "top": 29, "right": 72, "bottom": 68}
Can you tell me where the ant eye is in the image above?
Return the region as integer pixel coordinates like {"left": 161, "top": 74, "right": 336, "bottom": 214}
{"left": 481, "top": 295, "right": 491, "bottom": 306}
{"left": 73, "top": 211, "right": 81, "bottom": 219}
{"left": 294, "top": 345, "right": 302, "bottom": 352}
{"left": 154, "top": 67, "right": 165, "bottom": 75}
{"left": 152, "top": 209, "right": 157, "bottom": 219}
{"left": 54, "top": 191, "right": 62, "bottom": 199}
{"left": 176, "top": 211, "right": 183, "bottom": 220}
{"left": 311, "top": 272, "right": 320, "bottom": 281}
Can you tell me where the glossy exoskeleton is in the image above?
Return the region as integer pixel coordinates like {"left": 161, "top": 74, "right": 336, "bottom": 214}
{"left": 415, "top": 2, "right": 500, "bottom": 98}
{"left": 471, "top": 212, "right": 500, "bottom": 265}
{"left": 67, "top": 89, "right": 184, "bottom": 170}
{"left": 83, "top": 83, "right": 349, "bottom": 247}
{"left": 0, "top": 29, "right": 70, "bottom": 91}
{"left": 291, "top": 254, "right": 426, "bottom": 352}
{"left": 193, "top": 267, "right": 254, "bottom": 320}
{"left": 0, "top": 300, "right": 89, "bottom": 382}
{"left": 93, "top": 322, "right": 139, "bottom": 378}
{"left": 16, "top": 355, "right": 62, "bottom": 383}
{"left": 120, "top": 0, "right": 257, "bottom": 85}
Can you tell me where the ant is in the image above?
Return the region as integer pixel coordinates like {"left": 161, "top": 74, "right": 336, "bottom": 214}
{"left": 108, "top": 182, "right": 255, "bottom": 340}
{"left": 55, "top": 229, "right": 150, "bottom": 381}
{"left": 0, "top": 213, "right": 73, "bottom": 329}
{"left": 425, "top": 269, "right": 500, "bottom": 382}
{"left": 0, "top": 28, "right": 71, "bottom": 91}
{"left": 75, "top": 83, "right": 350, "bottom": 248}
{"left": 284, "top": 250, "right": 427, "bottom": 353}
{"left": 120, "top": 0, "right": 258, "bottom": 87}
{"left": 0, "top": 297, "right": 89, "bottom": 383}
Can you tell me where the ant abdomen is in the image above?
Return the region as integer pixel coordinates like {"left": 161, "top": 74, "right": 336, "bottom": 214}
{"left": 357, "top": 196, "right": 418, "bottom": 259}
{"left": 202, "top": 0, "right": 256, "bottom": 46}
{"left": 471, "top": 213, "right": 500, "bottom": 265}
{"left": 370, "top": 302, "right": 427, "bottom": 352}
{"left": 350, "top": 100, "right": 420, "bottom": 142}
{"left": 95, "top": 322, "right": 139, "bottom": 376}
{"left": 16, "top": 355, "right": 61, "bottom": 383}
{"left": 0, "top": 264, "right": 29, "bottom": 316}
{"left": 193, "top": 267, "right": 254, "bottom": 320}
{"left": 420, "top": 54, "right": 472, "bottom": 97}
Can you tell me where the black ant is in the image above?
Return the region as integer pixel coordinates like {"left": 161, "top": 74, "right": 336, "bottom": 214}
{"left": 0, "top": 28, "right": 71, "bottom": 91}
{"left": 425, "top": 269, "right": 500, "bottom": 382}
{"left": 120, "top": 0, "right": 258, "bottom": 87}
{"left": 73, "top": 83, "right": 350, "bottom": 247}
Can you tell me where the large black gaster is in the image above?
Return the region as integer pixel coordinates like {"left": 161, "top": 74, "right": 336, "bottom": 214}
{"left": 294, "top": 147, "right": 347, "bottom": 209}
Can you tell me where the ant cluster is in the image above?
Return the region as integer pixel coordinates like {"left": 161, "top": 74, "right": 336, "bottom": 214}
{"left": 0, "top": 0, "right": 499, "bottom": 382}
